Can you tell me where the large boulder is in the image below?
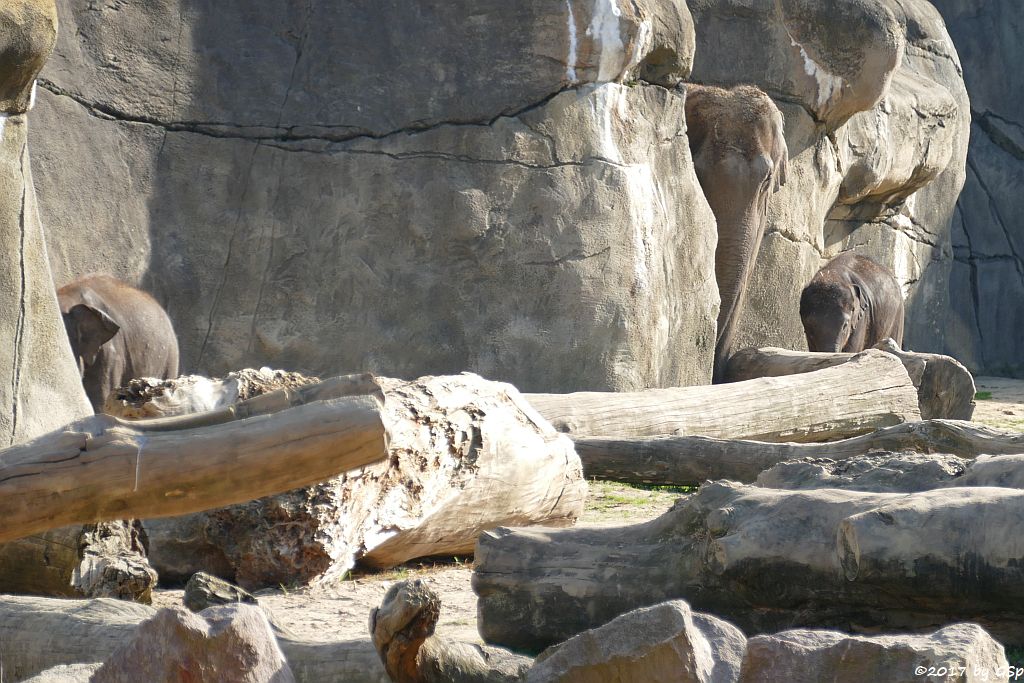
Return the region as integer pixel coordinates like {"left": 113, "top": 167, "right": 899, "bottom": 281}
{"left": 91, "top": 604, "right": 295, "bottom": 682}
{"left": 32, "top": 0, "right": 718, "bottom": 392}
{"left": 739, "top": 624, "right": 1008, "bottom": 683}
{"left": 526, "top": 600, "right": 746, "bottom": 683}
{"left": 0, "top": 0, "right": 91, "bottom": 445}
{"left": 688, "top": 0, "right": 970, "bottom": 358}
{"left": 928, "top": 0, "right": 1024, "bottom": 377}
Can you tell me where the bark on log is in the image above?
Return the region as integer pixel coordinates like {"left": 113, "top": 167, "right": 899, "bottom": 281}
{"left": 109, "top": 372, "right": 585, "bottom": 588}
{"left": 0, "top": 372, "right": 584, "bottom": 585}
{"left": 723, "top": 341, "right": 977, "bottom": 420}
{"left": 0, "top": 595, "right": 390, "bottom": 683}
{"left": 0, "top": 522, "right": 156, "bottom": 602}
{"left": 525, "top": 350, "right": 921, "bottom": 442}
{"left": 474, "top": 482, "right": 1024, "bottom": 652}
{"left": 574, "top": 419, "right": 1024, "bottom": 486}
{"left": 369, "top": 579, "right": 531, "bottom": 683}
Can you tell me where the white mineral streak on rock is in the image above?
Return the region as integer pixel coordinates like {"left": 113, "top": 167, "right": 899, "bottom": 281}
{"left": 589, "top": 0, "right": 625, "bottom": 83}
{"left": 782, "top": 23, "right": 844, "bottom": 111}
{"left": 631, "top": 19, "right": 653, "bottom": 74}
{"left": 565, "top": 0, "right": 578, "bottom": 83}
{"left": 0, "top": 115, "right": 6, "bottom": 142}
{"left": 28, "top": 81, "right": 37, "bottom": 110}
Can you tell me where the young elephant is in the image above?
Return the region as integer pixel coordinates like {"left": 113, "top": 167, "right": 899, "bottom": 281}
{"left": 799, "top": 253, "right": 904, "bottom": 353}
{"left": 57, "top": 274, "right": 179, "bottom": 412}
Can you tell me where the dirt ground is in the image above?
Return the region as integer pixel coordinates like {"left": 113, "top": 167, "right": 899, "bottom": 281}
{"left": 152, "top": 376, "right": 1024, "bottom": 647}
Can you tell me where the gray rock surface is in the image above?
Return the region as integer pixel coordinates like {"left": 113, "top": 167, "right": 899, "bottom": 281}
{"left": 21, "top": 663, "right": 102, "bottom": 683}
{"left": 688, "top": 0, "right": 970, "bottom": 360}
{"left": 0, "top": 0, "right": 91, "bottom": 446}
{"left": 526, "top": 599, "right": 746, "bottom": 683}
{"left": 928, "top": 0, "right": 1024, "bottom": 377}
{"left": 739, "top": 623, "right": 1008, "bottom": 683}
{"left": 757, "top": 451, "right": 969, "bottom": 492}
{"left": 91, "top": 604, "right": 295, "bottom": 683}
{"left": 32, "top": 0, "right": 718, "bottom": 392}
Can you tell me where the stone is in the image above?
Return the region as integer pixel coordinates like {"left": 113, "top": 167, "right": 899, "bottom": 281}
{"left": 929, "top": 0, "right": 1024, "bottom": 377}
{"left": 525, "top": 600, "right": 746, "bottom": 683}
{"left": 32, "top": 0, "right": 717, "bottom": 393}
{"left": 739, "top": 623, "right": 1009, "bottom": 683}
{"left": 21, "top": 663, "right": 102, "bottom": 683}
{"left": 91, "top": 604, "right": 295, "bottom": 683}
{"left": 688, "top": 0, "right": 970, "bottom": 361}
{"left": 183, "top": 571, "right": 259, "bottom": 612}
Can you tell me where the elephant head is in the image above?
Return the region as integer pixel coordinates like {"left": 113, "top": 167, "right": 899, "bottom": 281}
{"left": 685, "top": 84, "right": 789, "bottom": 382}
{"left": 61, "top": 304, "right": 120, "bottom": 376}
{"left": 799, "top": 280, "right": 868, "bottom": 353}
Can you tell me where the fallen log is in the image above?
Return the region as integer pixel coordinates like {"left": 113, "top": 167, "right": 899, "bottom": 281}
{"left": 575, "top": 419, "right": 1024, "bottom": 486}
{"left": 525, "top": 350, "right": 920, "bottom": 442}
{"left": 0, "top": 595, "right": 389, "bottom": 683}
{"left": 0, "top": 372, "right": 584, "bottom": 583}
{"left": 0, "top": 522, "right": 156, "bottom": 603}
{"left": 474, "top": 482, "right": 1024, "bottom": 652}
{"left": 723, "top": 340, "right": 976, "bottom": 420}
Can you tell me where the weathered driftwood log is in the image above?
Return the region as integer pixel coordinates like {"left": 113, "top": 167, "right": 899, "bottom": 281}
{"left": 0, "top": 522, "right": 156, "bottom": 603}
{"left": 370, "top": 580, "right": 531, "bottom": 683}
{"left": 0, "top": 380, "right": 387, "bottom": 544}
{"left": 0, "top": 595, "right": 390, "bottom": 683}
{"left": 108, "top": 372, "right": 584, "bottom": 588}
{"left": 575, "top": 419, "right": 1024, "bottom": 486}
{"left": 474, "top": 482, "right": 1024, "bottom": 652}
{"left": 525, "top": 350, "right": 920, "bottom": 442}
{"left": 723, "top": 340, "right": 976, "bottom": 420}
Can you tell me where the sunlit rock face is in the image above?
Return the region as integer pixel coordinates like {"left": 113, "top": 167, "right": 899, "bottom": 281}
{"left": 32, "top": 0, "right": 718, "bottom": 392}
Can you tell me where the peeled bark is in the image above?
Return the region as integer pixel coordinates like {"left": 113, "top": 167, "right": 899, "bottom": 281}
{"left": 474, "top": 482, "right": 1024, "bottom": 652}
{"left": 575, "top": 419, "right": 1024, "bottom": 487}
{"left": 0, "top": 595, "right": 390, "bottom": 683}
{"left": 723, "top": 341, "right": 977, "bottom": 420}
{"left": 0, "top": 522, "right": 155, "bottom": 602}
{"left": 526, "top": 350, "right": 921, "bottom": 442}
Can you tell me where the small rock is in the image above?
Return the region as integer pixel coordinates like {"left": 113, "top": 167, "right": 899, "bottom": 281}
{"left": 91, "top": 604, "right": 295, "bottom": 682}
{"left": 739, "top": 623, "right": 1007, "bottom": 682}
{"left": 184, "top": 571, "right": 259, "bottom": 612}
{"left": 21, "top": 663, "right": 102, "bottom": 682}
{"left": 526, "top": 600, "right": 746, "bottom": 683}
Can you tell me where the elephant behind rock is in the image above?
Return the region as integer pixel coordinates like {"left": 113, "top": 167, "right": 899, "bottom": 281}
{"left": 57, "top": 274, "right": 179, "bottom": 412}
{"left": 800, "top": 252, "right": 905, "bottom": 353}
{"left": 684, "top": 84, "right": 789, "bottom": 382}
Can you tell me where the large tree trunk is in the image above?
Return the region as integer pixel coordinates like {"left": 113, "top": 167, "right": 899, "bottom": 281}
{"left": 0, "top": 522, "right": 155, "bottom": 603}
{"left": 525, "top": 350, "right": 921, "bottom": 442}
{"left": 0, "top": 595, "right": 390, "bottom": 683}
{"left": 474, "top": 482, "right": 1024, "bottom": 653}
{"left": 723, "top": 340, "right": 977, "bottom": 420}
{"left": 575, "top": 419, "right": 1024, "bottom": 486}
{"left": 0, "top": 373, "right": 585, "bottom": 586}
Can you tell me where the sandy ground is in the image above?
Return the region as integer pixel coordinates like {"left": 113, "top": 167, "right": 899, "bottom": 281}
{"left": 152, "top": 377, "right": 1024, "bottom": 647}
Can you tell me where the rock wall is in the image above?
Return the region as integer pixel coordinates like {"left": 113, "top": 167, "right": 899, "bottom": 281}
{"left": 30, "top": 0, "right": 977, "bottom": 388}
{"left": 31, "top": 0, "right": 718, "bottom": 392}
{"left": 929, "top": 0, "right": 1024, "bottom": 377}
{"left": 0, "top": 1, "right": 92, "bottom": 445}
{"left": 687, "top": 0, "right": 970, "bottom": 357}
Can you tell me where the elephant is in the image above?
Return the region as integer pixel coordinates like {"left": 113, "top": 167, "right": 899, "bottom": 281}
{"left": 684, "top": 84, "right": 789, "bottom": 382}
{"left": 57, "top": 274, "right": 179, "bottom": 412}
{"left": 799, "top": 252, "right": 905, "bottom": 353}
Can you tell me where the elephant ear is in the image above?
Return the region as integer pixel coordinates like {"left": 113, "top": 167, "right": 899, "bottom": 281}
{"left": 67, "top": 303, "right": 120, "bottom": 364}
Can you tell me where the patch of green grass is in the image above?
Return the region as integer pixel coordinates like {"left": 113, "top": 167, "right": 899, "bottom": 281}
{"left": 975, "top": 391, "right": 994, "bottom": 400}
{"left": 622, "top": 482, "right": 698, "bottom": 495}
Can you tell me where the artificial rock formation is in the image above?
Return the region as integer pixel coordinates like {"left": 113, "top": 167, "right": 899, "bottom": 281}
{"left": 32, "top": 0, "right": 718, "bottom": 393}
{"left": 688, "top": 0, "right": 970, "bottom": 359}
{"left": 0, "top": 0, "right": 91, "bottom": 445}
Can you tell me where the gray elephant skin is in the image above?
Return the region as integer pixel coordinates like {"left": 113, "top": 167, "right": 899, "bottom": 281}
{"left": 684, "top": 84, "right": 789, "bottom": 381}
{"left": 57, "top": 274, "right": 179, "bottom": 411}
{"left": 800, "top": 253, "right": 904, "bottom": 353}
